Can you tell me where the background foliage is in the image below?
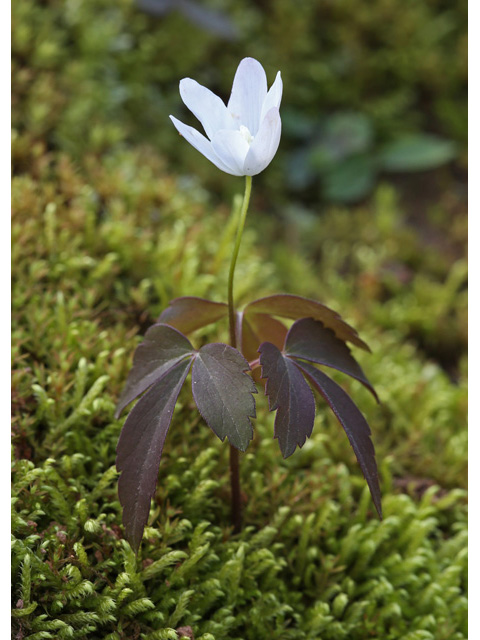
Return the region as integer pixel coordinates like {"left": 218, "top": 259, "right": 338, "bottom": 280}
{"left": 12, "top": 0, "right": 467, "bottom": 638}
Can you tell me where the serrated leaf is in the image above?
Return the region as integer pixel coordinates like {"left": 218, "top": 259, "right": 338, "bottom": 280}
{"left": 158, "top": 296, "right": 228, "bottom": 334}
{"left": 115, "top": 324, "right": 195, "bottom": 418}
{"left": 116, "top": 358, "right": 193, "bottom": 551}
{"left": 259, "top": 342, "right": 315, "bottom": 458}
{"left": 191, "top": 343, "right": 257, "bottom": 451}
{"left": 296, "top": 360, "right": 382, "bottom": 518}
{"left": 244, "top": 294, "right": 370, "bottom": 351}
{"left": 379, "top": 134, "right": 457, "bottom": 172}
{"left": 285, "top": 318, "right": 378, "bottom": 401}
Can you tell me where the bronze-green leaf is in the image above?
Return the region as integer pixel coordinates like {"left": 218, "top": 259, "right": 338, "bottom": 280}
{"left": 285, "top": 318, "right": 378, "bottom": 401}
{"left": 115, "top": 323, "right": 195, "bottom": 418}
{"left": 244, "top": 294, "right": 370, "bottom": 350}
{"left": 191, "top": 343, "right": 257, "bottom": 451}
{"left": 116, "top": 357, "right": 193, "bottom": 551}
{"left": 158, "top": 296, "right": 228, "bottom": 334}
{"left": 238, "top": 311, "right": 288, "bottom": 363}
{"left": 296, "top": 360, "right": 382, "bottom": 518}
{"left": 259, "top": 341, "right": 315, "bottom": 458}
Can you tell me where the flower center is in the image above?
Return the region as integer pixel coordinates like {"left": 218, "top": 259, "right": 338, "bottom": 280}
{"left": 239, "top": 125, "right": 254, "bottom": 145}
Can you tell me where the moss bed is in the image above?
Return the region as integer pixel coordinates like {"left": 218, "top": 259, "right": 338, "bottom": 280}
{"left": 12, "top": 1, "right": 467, "bottom": 639}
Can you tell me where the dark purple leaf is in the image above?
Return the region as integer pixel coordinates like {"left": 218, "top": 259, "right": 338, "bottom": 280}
{"left": 237, "top": 311, "right": 288, "bottom": 386}
{"left": 115, "top": 324, "right": 195, "bottom": 418}
{"left": 244, "top": 294, "right": 370, "bottom": 351}
{"left": 259, "top": 342, "right": 316, "bottom": 458}
{"left": 285, "top": 318, "right": 378, "bottom": 402}
{"left": 296, "top": 360, "right": 382, "bottom": 518}
{"left": 158, "top": 297, "right": 228, "bottom": 334}
{"left": 191, "top": 343, "right": 257, "bottom": 451}
{"left": 116, "top": 357, "right": 193, "bottom": 551}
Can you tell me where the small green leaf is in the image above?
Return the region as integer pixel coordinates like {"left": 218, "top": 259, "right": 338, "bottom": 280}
{"left": 311, "top": 112, "right": 374, "bottom": 167}
{"left": 379, "top": 134, "right": 457, "bottom": 172}
{"left": 322, "top": 154, "right": 378, "bottom": 203}
{"left": 191, "top": 343, "right": 257, "bottom": 451}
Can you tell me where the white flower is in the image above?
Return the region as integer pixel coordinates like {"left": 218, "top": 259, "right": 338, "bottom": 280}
{"left": 170, "top": 57, "right": 282, "bottom": 177}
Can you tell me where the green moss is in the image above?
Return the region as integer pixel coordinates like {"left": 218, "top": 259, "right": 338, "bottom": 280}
{"left": 12, "top": 0, "right": 466, "bottom": 637}
{"left": 11, "top": 147, "right": 467, "bottom": 637}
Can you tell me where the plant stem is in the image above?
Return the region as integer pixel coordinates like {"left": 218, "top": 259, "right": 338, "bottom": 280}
{"left": 227, "top": 174, "right": 252, "bottom": 533}
{"left": 228, "top": 175, "right": 252, "bottom": 349}
{"left": 229, "top": 446, "right": 242, "bottom": 533}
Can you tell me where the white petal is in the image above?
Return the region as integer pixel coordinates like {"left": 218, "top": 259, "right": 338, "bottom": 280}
{"left": 243, "top": 107, "right": 282, "bottom": 176}
{"left": 179, "top": 78, "right": 236, "bottom": 140}
{"left": 211, "top": 130, "right": 250, "bottom": 176}
{"left": 227, "top": 57, "right": 267, "bottom": 136}
{"left": 260, "top": 71, "right": 283, "bottom": 123}
{"left": 169, "top": 115, "right": 238, "bottom": 175}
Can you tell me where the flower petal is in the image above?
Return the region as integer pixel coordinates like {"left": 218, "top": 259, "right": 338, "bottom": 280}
{"left": 261, "top": 71, "right": 283, "bottom": 123}
{"left": 211, "top": 130, "right": 250, "bottom": 176}
{"left": 227, "top": 58, "right": 267, "bottom": 136}
{"left": 243, "top": 107, "right": 281, "bottom": 176}
{"left": 179, "top": 78, "right": 236, "bottom": 140}
{"left": 169, "top": 116, "right": 238, "bottom": 175}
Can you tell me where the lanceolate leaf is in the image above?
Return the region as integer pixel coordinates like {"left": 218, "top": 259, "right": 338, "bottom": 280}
{"left": 116, "top": 358, "right": 193, "bottom": 551}
{"left": 285, "top": 318, "right": 379, "bottom": 402}
{"left": 296, "top": 360, "right": 382, "bottom": 518}
{"left": 158, "top": 297, "right": 228, "bottom": 334}
{"left": 259, "top": 342, "right": 315, "bottom": 458}
{"left": 191, "top": 343, "right": 257, "bottom": 451}
{"left": 115, "top": 324, "right": 195, "bottom": 418}
{"left": 244, "top": 294, "right": 370, "bottom": 351}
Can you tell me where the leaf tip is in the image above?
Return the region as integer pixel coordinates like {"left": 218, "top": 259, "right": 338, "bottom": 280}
{"left": 230, "top": 437, "right": 251, "bottom": 453}
{"left": 124, "top": 522, "right": 142, "bottom": 554}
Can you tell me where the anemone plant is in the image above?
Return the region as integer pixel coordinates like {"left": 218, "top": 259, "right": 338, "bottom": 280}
{"left": 115, "top": 58, "right": 382, "bottom": 551}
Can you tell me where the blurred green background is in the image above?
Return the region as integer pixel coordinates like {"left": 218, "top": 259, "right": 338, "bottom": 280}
{"left": 13, "top": 0, "right": 467, "bottom": 202}
{"left": 12, "top": 1, "right": 467, "bottom": 639}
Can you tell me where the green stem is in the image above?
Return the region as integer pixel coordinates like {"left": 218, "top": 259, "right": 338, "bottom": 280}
{"left": 228, "top": 175, "right": 252, "bottom": 348}
{"left": 227, "top": 174, "right": 252, "bottom": 533}
{"left": 229, "top": 446, "right": 241, "bottom": 533}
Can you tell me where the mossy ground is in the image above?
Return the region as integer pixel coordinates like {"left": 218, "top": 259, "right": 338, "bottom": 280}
{"left": 12, "top": 1, "right": 467, "bottom": 639}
